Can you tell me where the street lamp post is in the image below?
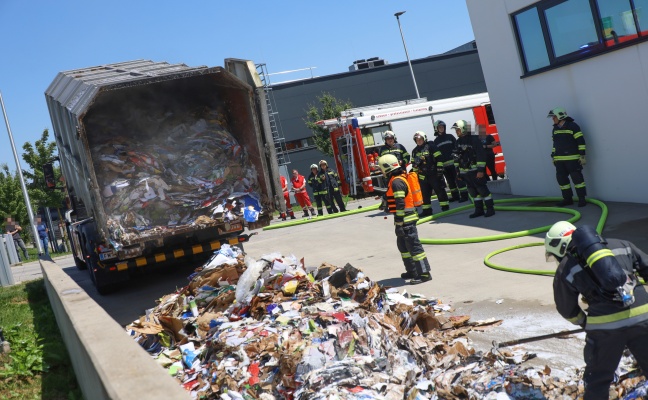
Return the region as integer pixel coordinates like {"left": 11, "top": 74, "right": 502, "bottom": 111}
{"left": 0, "top": 90, "right": 43, "bottom": 255}
{"left": 394, "top": 11, "right": 421, "bottom": 99}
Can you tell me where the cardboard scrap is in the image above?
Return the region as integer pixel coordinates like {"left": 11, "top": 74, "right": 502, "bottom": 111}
{"left": 126, "top": 250, "right": 648, "bottom": 399}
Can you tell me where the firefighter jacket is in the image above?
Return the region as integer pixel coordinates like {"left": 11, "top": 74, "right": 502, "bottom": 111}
{"left": 554, "top": 238, "right": 648, "bottom": 331}
{"left": 379, "top": 143, "right": 411, "bottom": 165}
{"left": 551, "top": 118, "right": 586, "bottom": 162}
{"left": 308, "top": 172, "right": 326, "bottom": 195}
{"left": 433, "top": 133, "right": 458, "bottom": 167}
{"left": 454, "top": 134, "right": 486, "bottom": 174}
{"left": 386, "top": 173, "right": 419, "bottom": 226}
{"left": 317, "top": 168, "right": 341, "bottom": 192}
{"left": 411, "top": 142, "right": 444, "bottom": 178}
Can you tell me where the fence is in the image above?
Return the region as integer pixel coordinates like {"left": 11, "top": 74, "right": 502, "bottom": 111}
{"left": 0, "top": 234, "right": 17, "bottom": 286}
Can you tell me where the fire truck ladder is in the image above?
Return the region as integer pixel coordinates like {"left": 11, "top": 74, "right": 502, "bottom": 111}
{"left": 340, "top": 119, "right": 358, "bottom": 197}
{"left": 256, "top": 63, "right": 290, "bottom": 167}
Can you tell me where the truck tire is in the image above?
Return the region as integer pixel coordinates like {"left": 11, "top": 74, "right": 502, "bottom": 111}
{"left": 74, "top": 254, "right": 87, "bottom": 270}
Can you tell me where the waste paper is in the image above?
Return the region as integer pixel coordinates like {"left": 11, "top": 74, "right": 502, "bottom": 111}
{"left": 127, "top": 247, "right": 647, "bottom": 399}
{"left": 92, "top": 108, "right": 263, "bottom": 247}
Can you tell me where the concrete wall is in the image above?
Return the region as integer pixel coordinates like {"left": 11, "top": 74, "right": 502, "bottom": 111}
{"left": 466, "top": 0, "right": 648, "bottom": 204}
{"left": 41, "top": 260, "right": 189, "bottom": 400}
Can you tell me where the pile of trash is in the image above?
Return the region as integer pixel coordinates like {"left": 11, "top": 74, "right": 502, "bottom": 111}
{"left": 91, "top": 107, "right": 263, "bottom": 245}
{"left": 127, "top": 247, "right": 647, "bottom": 399}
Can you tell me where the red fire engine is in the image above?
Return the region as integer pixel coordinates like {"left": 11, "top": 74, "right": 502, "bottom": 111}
{"left": 316, "top": 93, "right": 505, "bottom": 197}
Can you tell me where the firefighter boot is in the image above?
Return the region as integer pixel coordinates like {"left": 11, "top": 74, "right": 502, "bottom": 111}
{"left": 401, "top": 271, "right": 415, "bottom": 280}
{"left": 578, "top": 197, "right": 587, "bottom": 207}
{"left": 458, "top": 191, "right": 469, "bottom": 203}
{"left": 309, "top": 206, "right": 316, "bottom": 216}
{"left": 484, "top": 197, "right": 495, "bottom": 218}
{"left": 419, "top": 206, "right": 433, "bottom": 218}
{"left": 303, "top": 209, "right": 310, "bottom": 218}
{"left": 556, "top": 198, "right": 574, "bottom": 207}
{"left": 289, "top": 210, "right": 296, "bottom": 219}
{"left": 280, "top": 212, "right": 287, "bottom": 221}
{"left": 469, "top": 199, "right": 485, "bottom": 218}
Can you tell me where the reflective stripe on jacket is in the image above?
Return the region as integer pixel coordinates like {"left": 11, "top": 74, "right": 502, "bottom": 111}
{"left": 433, "top": 133, "right": 457, "bottom": 166}
{"left": 411, "top": 142, "right": 443, "bottom": 177}
{"left": 386, "top": 174, "right": 419, "bottom": 225}
{"left": 380, "top": 143, "right": 411, "bottom": 165}
{"left": 554, "top": 239, "right": 648, "bottom": 331}
{"left": 551, "top": 118, "right": 586, "bottom": 161}
{"left": 454, "top": 134, "right": 486, "bottom": 174}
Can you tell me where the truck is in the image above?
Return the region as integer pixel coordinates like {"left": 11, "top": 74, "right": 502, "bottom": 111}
{"left": 316, "top": 92, "right": 505, "bottom": 196}
{"left": 45, "top": 59, "right": 283, "bottom": 294}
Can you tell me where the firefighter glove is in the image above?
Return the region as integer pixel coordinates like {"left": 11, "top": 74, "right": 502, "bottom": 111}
{"left": 579, "top": 156, "right": 587, "bottom": 166}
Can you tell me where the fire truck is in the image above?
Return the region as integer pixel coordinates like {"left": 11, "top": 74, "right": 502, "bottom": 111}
{"left": 316, "top": 92, "right": 505, "bottom": 197}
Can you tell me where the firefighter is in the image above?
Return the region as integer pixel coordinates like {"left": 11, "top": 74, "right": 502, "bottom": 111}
{"left": 546, "top": 221, "right": 648, "bottom": 400}
{"left": 307, "top": 164, "right": 333, "bottom": 215}
{"left": 279, "top": 175, "right": 296, "bottom": 220}
{"left": 318, "top": 160, "right": 347, "bottom": 213}
{"left": 453, "top": 120, "right": 495, "bottom": 218}
{"left": 433, "top": 120, "right": 468, "bottom": 202}
{"left": 548, "top": 107, "right": 587, "bottom": 207}
{"left": 378, "top": 154, "right": 431, "bottom": 284}
{"left": 411, "top": 131, "right": 449, "bottom": 217}
{"left": 477, "top": 124, "right": 499, "bottom": 181}
{"left": 291, "top": 169, "right": 316, "bottom": 218}
{"left": 379, "top": 131, "right": 410, "bottom": 168}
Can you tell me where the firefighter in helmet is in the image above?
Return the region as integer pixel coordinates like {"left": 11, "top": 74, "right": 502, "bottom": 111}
{"left": 308, "top": 163, "right": 333, "bottom": 215}
{"left": 411, "top": 130, "right": 449, "bottom": 217}
{"left": 378, "top": 153, "right": 431, "bottom": 284}
{"left": 453, "top": 120, "right": 495, "bottom": 218}
{"left": 548, "top": 107, "right": 587, "bottom": 207}
{"left": 547, "top": 221, "right": 648, "bottom": 399}
{"left": 433, "top": 120, "right": 468, "bottom": 202}
{"left": 379, "top": 131, "right": 410, "bottom": 169}
{"left": 317, "top": 160, "right": 346, "bottom": 213}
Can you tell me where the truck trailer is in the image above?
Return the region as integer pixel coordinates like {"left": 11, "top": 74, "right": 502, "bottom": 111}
{"left": 317, "top": 93, "right": 505, "bottom": 196}
{"left": 45, "top": 59, "right": 282, "bottom": 294}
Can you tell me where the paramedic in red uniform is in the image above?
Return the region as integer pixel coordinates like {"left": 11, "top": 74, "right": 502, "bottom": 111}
{"left": 280, "top": 175, "right": 295, "bottom": 220}
{"left": 291, "top": 169, "right": 316, "bottom": 218}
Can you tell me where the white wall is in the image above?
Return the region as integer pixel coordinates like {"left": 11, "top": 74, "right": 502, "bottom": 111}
{"left": 466, "top": 0, "right": 648, "bottom": 203}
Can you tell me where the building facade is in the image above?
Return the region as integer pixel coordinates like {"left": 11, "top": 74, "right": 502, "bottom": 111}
{"left": 269, "top": 46, "right": 488, "bottom": 197}
{"left": 466, "top": 0, "right": 648, "bottom": 204}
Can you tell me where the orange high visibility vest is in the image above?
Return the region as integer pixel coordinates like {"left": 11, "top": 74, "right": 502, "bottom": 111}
{"left": 386, "top": 175, "right": 416, "bottom": 213}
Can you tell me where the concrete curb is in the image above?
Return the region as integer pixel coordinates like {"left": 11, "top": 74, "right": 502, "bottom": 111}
{"left": 40, "top": 259, "right": 190, "bottom": 400}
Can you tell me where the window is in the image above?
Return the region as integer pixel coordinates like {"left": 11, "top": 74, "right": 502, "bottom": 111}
{"left": 515, "top": 8, "right": 550, "bottom": 71}
{"left": 512, "top": 0, "right": 648, "bottom": 75}
{"left": 545, "top": 0, "right": 599, "bottom": 57}
{"left": 596, "top": 0, "right": 637, "bottom": 47}
{"left": 285, "top": 137, "right": 315, "bottom": 152}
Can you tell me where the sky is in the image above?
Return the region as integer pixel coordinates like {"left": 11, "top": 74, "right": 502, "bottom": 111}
{"left": 0, "top": 0, "right": 475, "bottom": 173}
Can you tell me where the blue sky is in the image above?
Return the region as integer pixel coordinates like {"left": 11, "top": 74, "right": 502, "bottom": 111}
{"left": 0, "top": 0, "right": 474, "bottom": 172}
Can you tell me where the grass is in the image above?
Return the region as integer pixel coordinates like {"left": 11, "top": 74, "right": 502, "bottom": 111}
{"left": 0, "top": 279, "right": 82, "bottom": 400}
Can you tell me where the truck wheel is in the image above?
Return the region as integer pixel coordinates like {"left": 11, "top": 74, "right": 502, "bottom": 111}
{"left": 74, "top": 255, "right": 87, "bottom": 270}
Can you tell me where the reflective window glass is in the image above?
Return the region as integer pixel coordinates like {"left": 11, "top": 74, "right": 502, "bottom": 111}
{"left": 515, "top": 8, "right": 550, "bottom": 72}
{"left": 545, "top": 0, "right": 599, "bottom": 57}
{"left": 597, "top": 0, "right": 637, "bottom": 47}
{"left": 634, "top": 0, "right": 648, "bottom": 34}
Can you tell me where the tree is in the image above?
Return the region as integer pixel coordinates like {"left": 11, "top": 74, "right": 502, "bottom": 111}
{"left": 0, "top": 164, "right": 30, "bottom": 240}
{"left": 21, "top": 129, "right": 66, "bottom": 212}
{"left": 304, "top": 92, "right": 353, "bottom": 156}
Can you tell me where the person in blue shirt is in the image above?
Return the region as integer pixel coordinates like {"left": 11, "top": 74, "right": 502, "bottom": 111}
{"left": 36, "top": 216, "right": 49, "bottom": 257}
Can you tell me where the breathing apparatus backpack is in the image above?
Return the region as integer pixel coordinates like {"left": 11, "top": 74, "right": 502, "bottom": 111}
{"left": 570, "top": 225, "right": 637, "bottom": 306}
